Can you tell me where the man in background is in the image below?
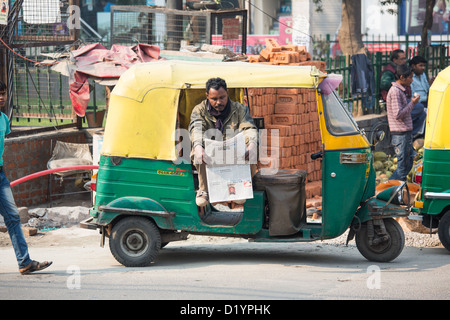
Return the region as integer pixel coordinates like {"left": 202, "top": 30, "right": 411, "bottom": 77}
{"left": 409, "top": 55, "right": 429, "bottom": 138}
{"left": 380, "top": 49, "right": 410, "bottom": 102}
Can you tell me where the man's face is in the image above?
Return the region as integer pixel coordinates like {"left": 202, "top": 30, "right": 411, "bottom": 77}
{"left": 206, "top": 87, "right": 228, "bottom": 112}
{"left": 412, "top": 62, "right": 426, "bottom": 75}
{"left": 393, "top": 52, "right": 407, "bottom": 66}
{"left": 0, "top": 91, "right": 6, "bottom": 108}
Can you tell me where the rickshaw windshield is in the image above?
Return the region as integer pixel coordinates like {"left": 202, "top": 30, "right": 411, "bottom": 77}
{"left": 321, "top": 91, "right": 360, "bottom": 136}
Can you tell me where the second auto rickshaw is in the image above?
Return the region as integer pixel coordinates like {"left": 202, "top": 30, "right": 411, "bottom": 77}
{"left": 81, "top": 60, "right": 411, "bottom": 267}
{"left": 410, "top": 65, "right": 450, "bottom": 251}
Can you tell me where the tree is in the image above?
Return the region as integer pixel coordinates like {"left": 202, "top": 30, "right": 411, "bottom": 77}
{"left": 314, "top": 0, "right": 437, "bottom": 56}
{"left": 337, "top": 0, "right": 365, "bottom": 56}
{"left": 419, "top": 0, "right": 436, "bottom": 55}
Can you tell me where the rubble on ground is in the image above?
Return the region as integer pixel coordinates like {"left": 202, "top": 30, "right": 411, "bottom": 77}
{"left": 0, "top": 205, "right": 90, "bottom": 236}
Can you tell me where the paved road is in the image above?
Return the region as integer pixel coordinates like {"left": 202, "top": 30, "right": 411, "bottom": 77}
{"left": 1, "top": 231, "right": 450, "bottom": 302}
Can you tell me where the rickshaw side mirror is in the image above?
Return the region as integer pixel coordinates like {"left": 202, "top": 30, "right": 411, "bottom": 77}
{"left": 369, "top": 121, "right": 388, "bottom": 147}
{"left": 373, "top": 131, "right": 385, "bottom": 145}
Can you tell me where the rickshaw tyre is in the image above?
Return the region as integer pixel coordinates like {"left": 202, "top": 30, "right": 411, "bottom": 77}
{"left": 438, "top": 211, "right": 450, "bottom": 252}
{"left": 109, "top": 216, "right": 161, "bottom": 267}
{"left": 355, "top": 218, "right": 405, "bottom": 262}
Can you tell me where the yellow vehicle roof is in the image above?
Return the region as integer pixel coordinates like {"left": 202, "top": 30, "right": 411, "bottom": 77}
{"left": 425, "top": 66, "right": 450, "bottom": 149}
{"left": 102, "top": 60, "right": 324, "bottom": 161}
{"left": 112, "top": 60, "right": 323, "bottom": 101}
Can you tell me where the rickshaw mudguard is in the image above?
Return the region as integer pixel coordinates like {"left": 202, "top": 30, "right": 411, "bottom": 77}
{"left": 355, "top": 197, "right": 410, "bottom": 223}
{"left": 91, "top": 196, "right": 176, "bottom": 229}
{"left": 98, "top": 197, "right": 176, "bottom": 229}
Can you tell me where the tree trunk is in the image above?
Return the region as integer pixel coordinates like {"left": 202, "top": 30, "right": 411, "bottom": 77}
{"left": 419, "top": 0, "right": 436, "bottom": 56}
{"left": 338, "top": 0, "right": 365, "bottom": 56}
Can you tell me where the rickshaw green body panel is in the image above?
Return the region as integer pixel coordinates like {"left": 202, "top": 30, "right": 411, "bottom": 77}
{"left": 90, "top": 156, "right": 265, "bottom": 235}
{"left": 417, "top": 65, "right": 450, "bottom": 218}
{"left": 420, "top": 148, "right": 450, "bottom": 216}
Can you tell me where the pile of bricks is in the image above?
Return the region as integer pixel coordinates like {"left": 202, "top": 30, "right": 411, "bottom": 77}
{"left": 248, "top": 87, "right": 323, "bottom": 198}
{"left": 247, "top": 38, "right": 326, "bottom": 73}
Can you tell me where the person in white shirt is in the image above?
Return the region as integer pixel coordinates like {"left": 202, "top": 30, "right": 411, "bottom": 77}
{"left": 409, "top": 56, "right": 428, "bottom": 138}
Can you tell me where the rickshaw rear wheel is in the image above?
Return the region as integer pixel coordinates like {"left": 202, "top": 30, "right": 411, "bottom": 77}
{"left": 109, "top": 216, "right": 161, "bottom": 267}
{"left": 438, "top": 210, "right": 450, "bottom": 252}
{"left": 355, "top": 218, "right": 405, "bottom": 262}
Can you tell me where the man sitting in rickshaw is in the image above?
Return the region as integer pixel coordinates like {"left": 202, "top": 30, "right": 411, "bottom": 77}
{"left": 189, "top": 78, "right": 258, "bottom": 207}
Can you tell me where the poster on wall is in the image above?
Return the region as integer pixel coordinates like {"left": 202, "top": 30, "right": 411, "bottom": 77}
{"left": 292, "top": 15, "right": 310, "bottom": 52}
{"left": 0, "top": 0, "right": 8, "bottom": 25}
{"left": 400, "top": 0, "right": 449, "bottom": 34}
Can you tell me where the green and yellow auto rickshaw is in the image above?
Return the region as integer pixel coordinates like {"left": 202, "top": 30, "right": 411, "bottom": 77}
{"left": 81, "top": 60, "right": 411, "bottom": 267}
{"left": 411, "top": 65, "right": 450, "bottom": 250}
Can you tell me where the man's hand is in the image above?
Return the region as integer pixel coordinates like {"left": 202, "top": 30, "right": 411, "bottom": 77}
{"left": 194, "top": 145, "right": 212, "bottom": 165}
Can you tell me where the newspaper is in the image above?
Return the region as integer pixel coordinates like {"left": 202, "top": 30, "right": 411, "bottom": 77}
{"left": 205, "top": 133, "right": 254, "bottom": 203}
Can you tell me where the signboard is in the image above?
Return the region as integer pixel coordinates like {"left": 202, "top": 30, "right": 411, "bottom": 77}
{"left": 400, "top": 0, "right": 449, "bottom": 35}
{"left": 222, "top": 18, "right": 240, "bottom": 40}
{"left": 212, "top": 16, "right": 293, "bottom": 54}
{"left": 0, "top": 0, "right": 9, "bottom": 25}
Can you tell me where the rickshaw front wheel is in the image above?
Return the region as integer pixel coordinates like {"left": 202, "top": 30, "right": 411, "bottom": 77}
{"left": 438, "top": 210, "right": 450, "bottom": 252}
{"left": 109, "top": 216, "right": 161, "bottom": 267}
{"left": 355, "top": 218, "right": 405, "bottom": 262}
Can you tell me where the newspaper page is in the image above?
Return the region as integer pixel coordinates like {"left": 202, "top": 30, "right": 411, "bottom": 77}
{"left": 205, "top": 132, "right": 253, "bottom": 203}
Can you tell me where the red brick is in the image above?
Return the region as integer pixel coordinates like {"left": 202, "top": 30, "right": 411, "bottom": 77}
{"left": 276, "top": 94, "right": 298, "bottom": 104}
{"left": 271, "top": 114, "right": 297, "bottom": 126}
{"left": 266, "top": 124, "right": 291, "bottom": 136}
{"left": 274, "top": 103, "right": 298, "bottom": 114}
{"left": 277, "top": 88, "right": 300, "bottom": 95}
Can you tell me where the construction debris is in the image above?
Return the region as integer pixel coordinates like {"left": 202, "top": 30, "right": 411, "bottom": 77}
{"left": 246, "top": 38, "right": 326, "bottom": 72}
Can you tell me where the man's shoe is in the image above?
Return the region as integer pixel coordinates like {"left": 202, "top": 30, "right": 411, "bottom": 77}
{"left": 20, "top": 260, "right": 52, "bottom": 275}
{"left": 196, "top": 190, "right": 209, "bottom": 207}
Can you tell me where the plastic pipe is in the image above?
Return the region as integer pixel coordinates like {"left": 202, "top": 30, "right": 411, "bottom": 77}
{"left": 10, "top": 165, "right": 99, "bottom": 187}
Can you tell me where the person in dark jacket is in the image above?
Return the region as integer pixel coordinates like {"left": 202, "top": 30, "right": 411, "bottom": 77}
{"left": 380, "top": 49, "right": 410, "bottom": 102}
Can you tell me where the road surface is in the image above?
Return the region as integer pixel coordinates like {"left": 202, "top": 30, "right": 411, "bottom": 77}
{"left": 0, "top": 227, "right": 449, "bottom": 302}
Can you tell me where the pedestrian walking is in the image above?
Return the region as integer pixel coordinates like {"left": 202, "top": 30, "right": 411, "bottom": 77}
{"left": 0, "top": 81, "right": 52, "bottom": 274}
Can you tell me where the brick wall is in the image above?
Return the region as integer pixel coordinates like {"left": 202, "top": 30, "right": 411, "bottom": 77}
{"left": 4, "top": 128, "right": 89, "bottom": 207}
{"left": 248, "top": 87, "right": 323, "bottom": 198}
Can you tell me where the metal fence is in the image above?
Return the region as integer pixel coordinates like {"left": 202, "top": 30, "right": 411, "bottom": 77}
{"left": 12, "top": 0, "right": 78, "bottom": 47}
{"left": 11, "top": 46, "right": 105, "bottom": 126}
{"left": 312, "top": 33, "right": 450, "bottom": 115}
{"left": 3, "top": 0, "right": 82, "bottom": 126}
{"left": 110, "top": 5, "right": 247, "bottom": 53}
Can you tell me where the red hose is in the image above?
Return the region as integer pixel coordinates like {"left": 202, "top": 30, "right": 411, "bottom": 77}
{"left": 10, "top": 165, "right": 99, "bottom": 187}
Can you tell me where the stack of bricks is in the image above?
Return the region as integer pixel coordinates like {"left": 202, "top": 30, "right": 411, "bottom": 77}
{"left": 247, "top": 38, "right": 326, "bottom": 73}
{"left": 248, "top": 87, "right": 322, "bottom": 198}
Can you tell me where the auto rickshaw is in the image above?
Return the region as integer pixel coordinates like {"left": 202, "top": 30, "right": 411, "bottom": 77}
{"left": 410, "top": 65, "right": 450, "bottom": 250}
{"left": 81, "top": 60, "right": 411, "bottom": 267}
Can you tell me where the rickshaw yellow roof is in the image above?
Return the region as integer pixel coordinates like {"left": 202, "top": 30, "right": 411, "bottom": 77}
{"left": 425, "top": 66, "right": 450, "bottom": 149}
{"left": 102, "top": 60, "right": 325, "bottom": 161}
{"left": 112, "top": 60, "right": 324, "bottom": 102}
